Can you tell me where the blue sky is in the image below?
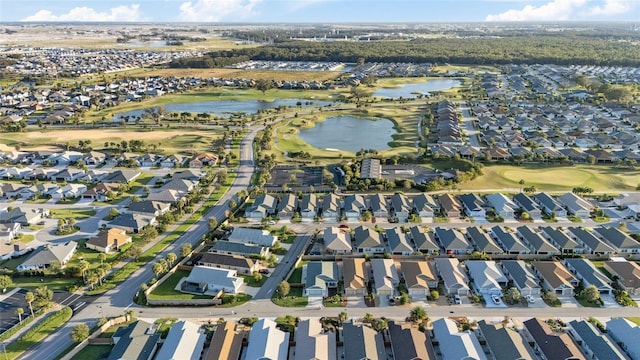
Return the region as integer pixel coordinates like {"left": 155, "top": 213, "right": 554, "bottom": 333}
{"left": 1, "top": 0, "right": 638, "bottom": 22}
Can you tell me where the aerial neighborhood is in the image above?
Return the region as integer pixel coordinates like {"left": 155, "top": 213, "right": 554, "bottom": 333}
{"left": 1, "top": 21, "right": 640, "bottom": 360}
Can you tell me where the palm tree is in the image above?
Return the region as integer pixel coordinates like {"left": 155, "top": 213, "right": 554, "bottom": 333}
{"left": 25, "top": 291, "right": 34, "bottom": 317}
{"left": 166, "top": 253, "right": 177, "bottom": 267}
{"left": 519, "top": 179, "right": 525, "bottom": 192}
{"left": 79, "top": 260, "right": 89, "bottom": 283}
{"left": 16, "top": 307, "right": 23, "bottom": 322}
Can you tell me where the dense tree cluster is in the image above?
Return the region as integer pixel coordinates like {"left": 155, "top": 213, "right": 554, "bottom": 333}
{"left": 173, "top": 35, "right": 640, "bottom": 67}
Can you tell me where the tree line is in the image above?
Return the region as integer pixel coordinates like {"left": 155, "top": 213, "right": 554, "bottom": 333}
{"left": 171, "top": 35, "right": 640, "bottom": 67}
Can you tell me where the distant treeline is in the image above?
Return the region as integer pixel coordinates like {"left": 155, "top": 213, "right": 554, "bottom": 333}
{"left": 169, "top": 35, "right": 640, "bottom": 67}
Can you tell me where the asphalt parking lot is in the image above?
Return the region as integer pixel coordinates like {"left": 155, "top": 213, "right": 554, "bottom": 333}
{"left": 0, "top": 288, "right": 30, "bottom": 333}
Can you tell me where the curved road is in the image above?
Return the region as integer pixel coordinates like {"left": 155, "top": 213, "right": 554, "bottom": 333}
{"left": 20, "top": 127, "right": 260, "bottom": 360}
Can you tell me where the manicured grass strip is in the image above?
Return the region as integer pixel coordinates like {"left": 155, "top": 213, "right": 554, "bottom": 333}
{"left": 68, "top": 345, "right": 112, "bottom": 360}
{"left": 148, "top": 270, "right": 209, "bottom": 300}
{"left": 5, "top": 307, "right": 72, "bottom": 359}
{"left": 0, "top": 309, "right": 45, "bottom": 342}
{"left": 50, "top": 209, "right": 96, "bottom": 220}
{"left": 271, "top": 288, "right": 308, "bottom": 307}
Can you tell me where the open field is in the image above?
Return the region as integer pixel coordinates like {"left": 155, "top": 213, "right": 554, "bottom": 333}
{"left": 459, "top": 164, "right": 640, "bottom": 192}
{"left": 0, "top": 129, "right": 222, "bottom": 153}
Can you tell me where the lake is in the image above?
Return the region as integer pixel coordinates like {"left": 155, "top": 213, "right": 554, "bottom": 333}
{"left": 373, "top": 79, "right": 462, "bottom": 98}
{"left": 297, "top": 115, "right": 396, "bottom": 152}
{"left": 112, "top": 98, "right": 333, "bottom": 122}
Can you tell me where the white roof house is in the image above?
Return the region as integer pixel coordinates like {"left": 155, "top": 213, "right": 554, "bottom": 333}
{"left": 371, "top": 258, "right": 399, "bottom": 296}
{"left": 323, "top": 227, "right": 351, "bottom": 254}
{"left": 154, "top": 320, "right": 205, "bottom": 360}
{"left": 557, "top": 192, "right": 594, "bottom": 218}
{"left": 294, "top": 319, "right": 337, "bottom": 360}
{"left": 227, "top": 227, "right": 277, "bottom": 247}
{"left": 606, "top": 318, "right": 640, "bottom": 360}
{"left": 465, "top": 260, "right": 507, "bottom": 296}
{"left": 485, "top": 193, "right": 517, "bottom": 219}
{"left": 180, "top": 266, "right": 243, "bottom": 295}
{"left": 434, "top": 257, "right": 470, "bottom": 296}
{"left": 245, "top": 318, "right": 290, "bottom": 360}
{"left": 432, "top": 318, "right": 487, "bottom": 360}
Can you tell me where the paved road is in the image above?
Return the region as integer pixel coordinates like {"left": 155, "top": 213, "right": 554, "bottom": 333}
{"left": 20, "top": 128, "right": 260, "bottom": 360}
{"left": 253, "top": 234, "right": 313, "bottom": 300}
{"left": 460, "top": 102, "right": 481, "bottom": 147}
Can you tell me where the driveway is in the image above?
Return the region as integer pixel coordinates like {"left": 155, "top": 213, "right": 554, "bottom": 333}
{"left": 482, "top": 294, "right": 508, "bottom": 308}
{"left": 307, "top": 296, "right": 323, "bottom": 309}
{"left": 346, "top": 296, "right": 367, "bottom": 308}
{"left": 601, "top": 294, "right": 622, "bottom": 308}
{"left": 558, "top": 296, "right": 581, "bottom": 308}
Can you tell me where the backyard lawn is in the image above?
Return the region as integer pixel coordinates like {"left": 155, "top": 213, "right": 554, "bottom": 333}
{"left": 69, "top": 345, "right": 112, "bottom": 360}
{"left": 50, "top": 209, "right": 96, "bottom": 220}
{"left": 271, "top": 288, "right": 308, "bottom": 307}
{"left": 147, "top": 270, "right": 210, "bottom": 300}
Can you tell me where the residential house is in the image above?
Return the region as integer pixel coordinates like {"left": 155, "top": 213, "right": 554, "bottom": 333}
{"left": 342, "top": 257, "right": 368, "bottom": 296}
{"left": 197, "top": 253, "right": 257, "bottom": 275}
{"left": 146, "top": 189, "right": 182, "bottom": 204}
{"left": 162, "top": 178, "right": 197, "bottom": 193}
{"left": 501, "top": 260, "right": 542, "bottom": 296}
{"left": 189, "top": 152, "right": 218, "bottom": 168}
{"left": 353, "top": 225, "right": 384, "bottom": 254}
{"left": 606, "top": 318, "right": 640, "bottom": 360}
{"left": 532, "top": 261, "right": 578, "bottom": 296}
{"left": 477, "top": 320, "right": 535, "bottom": 360}
{"left": 466, "top": 227, "right": 503, "bottom": 255}
{"left": 104, "top": 169, "right": 141, "bottom": 183}
{"left": 180, "top": 266, "right": 243, "bottom": 295}
{"left": 86, "top": 228, "right": 132, "bottom": 253}
{"left": 128, "top": 200, "right": 171, "bottom": 217}
{"left": 566, "top": 227, "right": 615, "bottom": 255}
{"left": 304, "top": 261, "right": 338, "bottom": 297}
{"left": 294, "top": 319, "right": 337, "bottom": 360}
{"left": 343, "top": 194, "right": 366, "bottom": 221}
{"left": 434, "top": 227, "right": 473, "bottom": 254}
{"left": 342, "top": 321, "right": 386, "bottom": 360}
{"left": 385, "top": 228, "right": 413, "bottom": 255}
{"left": 412, "top": 193, "right": 437, "bottom": 218}
{"left": 434, "top": 257, "right": 470, "bottom": 296}
{"left": 593, "top": 226, "right": 640, "bottom": 254}
{"left": 371, "top": 258, "right": 399, "bottom": 296}
{"left": 567, "top": 320, "right": 629, "bottom": 360}
{"left": 388, "top": 321, "right": 436, "bottom": 360}
{"left": 409, "top": 226, "right": 439, "bottom": 254}
{"left": 540, "top": 226, "right": 583, "bottom": 254}
{"left": 0, "top": 207, "right": 49, "bottom": 226}
{"left": 432, "top": 318, "right": 487, "bottom": 360}
{"left": 513, "top": 193, "right": 542, "bottom": 218}
{"left": 16, "top": 241, "right": 77, "bottom": 271}
{"left": 466, "top": 260, "right": 508, "bottom": 296}
{"left": 51, "top": 168, "right": 85, "bottom": 182}
{"left": 564, "top": 258, "right": 613, "bottom": 295}
{"left": 522, "top": 318, "right": 585, "bottom": 360}
{"left": 438, "top": 193, "right": 462, "bottom": 218}
{"left": 49, "top": 183, "right": 87, "bottom": 200}
{"left": 603, "top": 258, "right": 640, "bottom": 295}
{"left": 106, "top": 321, "right": 160, "bottom": 360}
{"left": 298, "top": 194, "right": 317, "bottom": 219}
{"left": 82, "top": 151, "right": 106, "bottom": 166}
{"left": 369, "top": 194, "right": 389, "bottom": 219}
{"left": 227, "top": 227, "right": 277, "bottom": 247}
{"left": 321, "top": 193, "right": 341, "bottom": 222}
{"left": 155, "top": 320, "right": 206, "bottom": 360}
{"left": 534, "top": 192, "right": 567, "bottom": 217}
{"left": 516, "top": 226, "right": 560, "bottom": 255}
{"left": 172, "top": 169, "right": 202, "bottom": 182}
{"left": 109, "top": 213, "right": 156, "bottom": 233}
{"left": 390, "top": 193, "right": 411, "bottom": 222}
{"left": 323, "top": 227, "right": 352, "bottom": 254}
{"left": 81, "top": 183, "right": 120, "bottom": 201}
{"left": 458, "top": 193, "right": 487, "bottom": 218}
{"left": 360, "top": 158, "right": 381, "bottom": 179}
{"left": 276, "top": 193, "right": 298, "bottom": 218}
{"left": 557, "top": 192, "right": 594, "bottom": 219}
{"left": 0, "top": 222, "right": 20, "bottom": 241}
{"left": 209, "top": 241, "right": 269, "bottom": 258}
{"left": 204, "top": 321, "right": 243, "bottom": 360}
{"left": 485, "top": 193, "right": 517, "bottom": 219}
{"left": 244, "top": 319, "right": 289, "bottom": 360}
{"left": 245, "top": 194, "right": 277, "bottom": 220}
{"left": 401, "top": 261, "right": 438, "bottom": 300}
{"left": 160, "top": 154, "right": 187, "bottom": 168}
{"left": 0, "top": 240, "right": 29, "bottom": 261}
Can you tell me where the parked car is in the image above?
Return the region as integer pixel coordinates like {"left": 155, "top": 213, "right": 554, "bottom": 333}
{"left": 258, "top": 268, "right": 270, "bottom": 275}
{"left": 266, "top": 220, "right": 276, "bottom": 225}
{"left": 453, "top": 295, "right": 462, "bottom": 304}
{"left": 525, "top": 295, "right": 535, "bottom": 304}
{"left": 491, "top": 295, "right": 501, "bottom": 304}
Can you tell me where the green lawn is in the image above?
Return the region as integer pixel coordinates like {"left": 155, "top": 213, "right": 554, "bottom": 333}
{"left": 627, "top": 317, "right": 640, "bottom": 326}
{"left": 67, "top": 239, "right": 129, "bottom": 274}
{"left": 461, "top": 164, "right": 640, "bottom": 192}
{"left": 288, "top": 268, "right": 302, "bottom": 283}
{"left": 24, "top": 198, "right": 50, "bottom": 204}
{"left": 128, "top": 173, "right": 154, "bottom": 194}
{"left": 147, "top": 270, "right": 212, "bottom": 300}
{"left": 55, "top": 197, "right": 81, "bottom": 205}
{"left": 10, "top": 277, "right": 80, "bottom": 291}
{"left": 241, "top": 274, "right": 268, "bottom": 287}
{"left": 50, "top": 209, "right": 96, "bottom": 220}
{"left": 272, "top": 288, "right": 308, "bottom": 307}
{"left": 69, "top": 345, "right": 112, "bottom": 360}
{"left": 5, "top": 307, "right": 72, "bottom": 360}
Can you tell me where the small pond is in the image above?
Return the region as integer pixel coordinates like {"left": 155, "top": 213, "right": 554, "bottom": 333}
{"left": 297, "top": 115, "right": 396, "bottom": 153}
{"left": 112, "top": 98, "right": 333, "bottom": 122}
{"left": 373, "top": 79, "right": 462, "bottom": 98}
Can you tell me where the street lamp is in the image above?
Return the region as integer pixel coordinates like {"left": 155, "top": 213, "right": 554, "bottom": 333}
{"left": 2, "top": 341, "right": 7, "bottom": 360}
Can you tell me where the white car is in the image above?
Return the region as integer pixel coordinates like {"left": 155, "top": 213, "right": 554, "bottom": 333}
{"left": 525, "top": 295, "right": 535, "bottom": 304}
{"left": 453, "top": 295, "right": 462, "bottom": 304}
{"left": 491, "top": 295, "right": 501, "bottom": 304}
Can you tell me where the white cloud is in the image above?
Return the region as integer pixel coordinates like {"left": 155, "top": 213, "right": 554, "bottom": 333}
{"left": 22, "top": 4, "right": 145, "bottom": 22}
{"left": 586, "top": 0, "right": 632, "bottom": 16}
{"left": 287, "top": 0, "right": 329, "bottom": 12}
{"left": 486, "top": 0, "right": 587, "bottom": 21}
{"left": 178, "top": 0, "right": 263, "bottom": 21}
